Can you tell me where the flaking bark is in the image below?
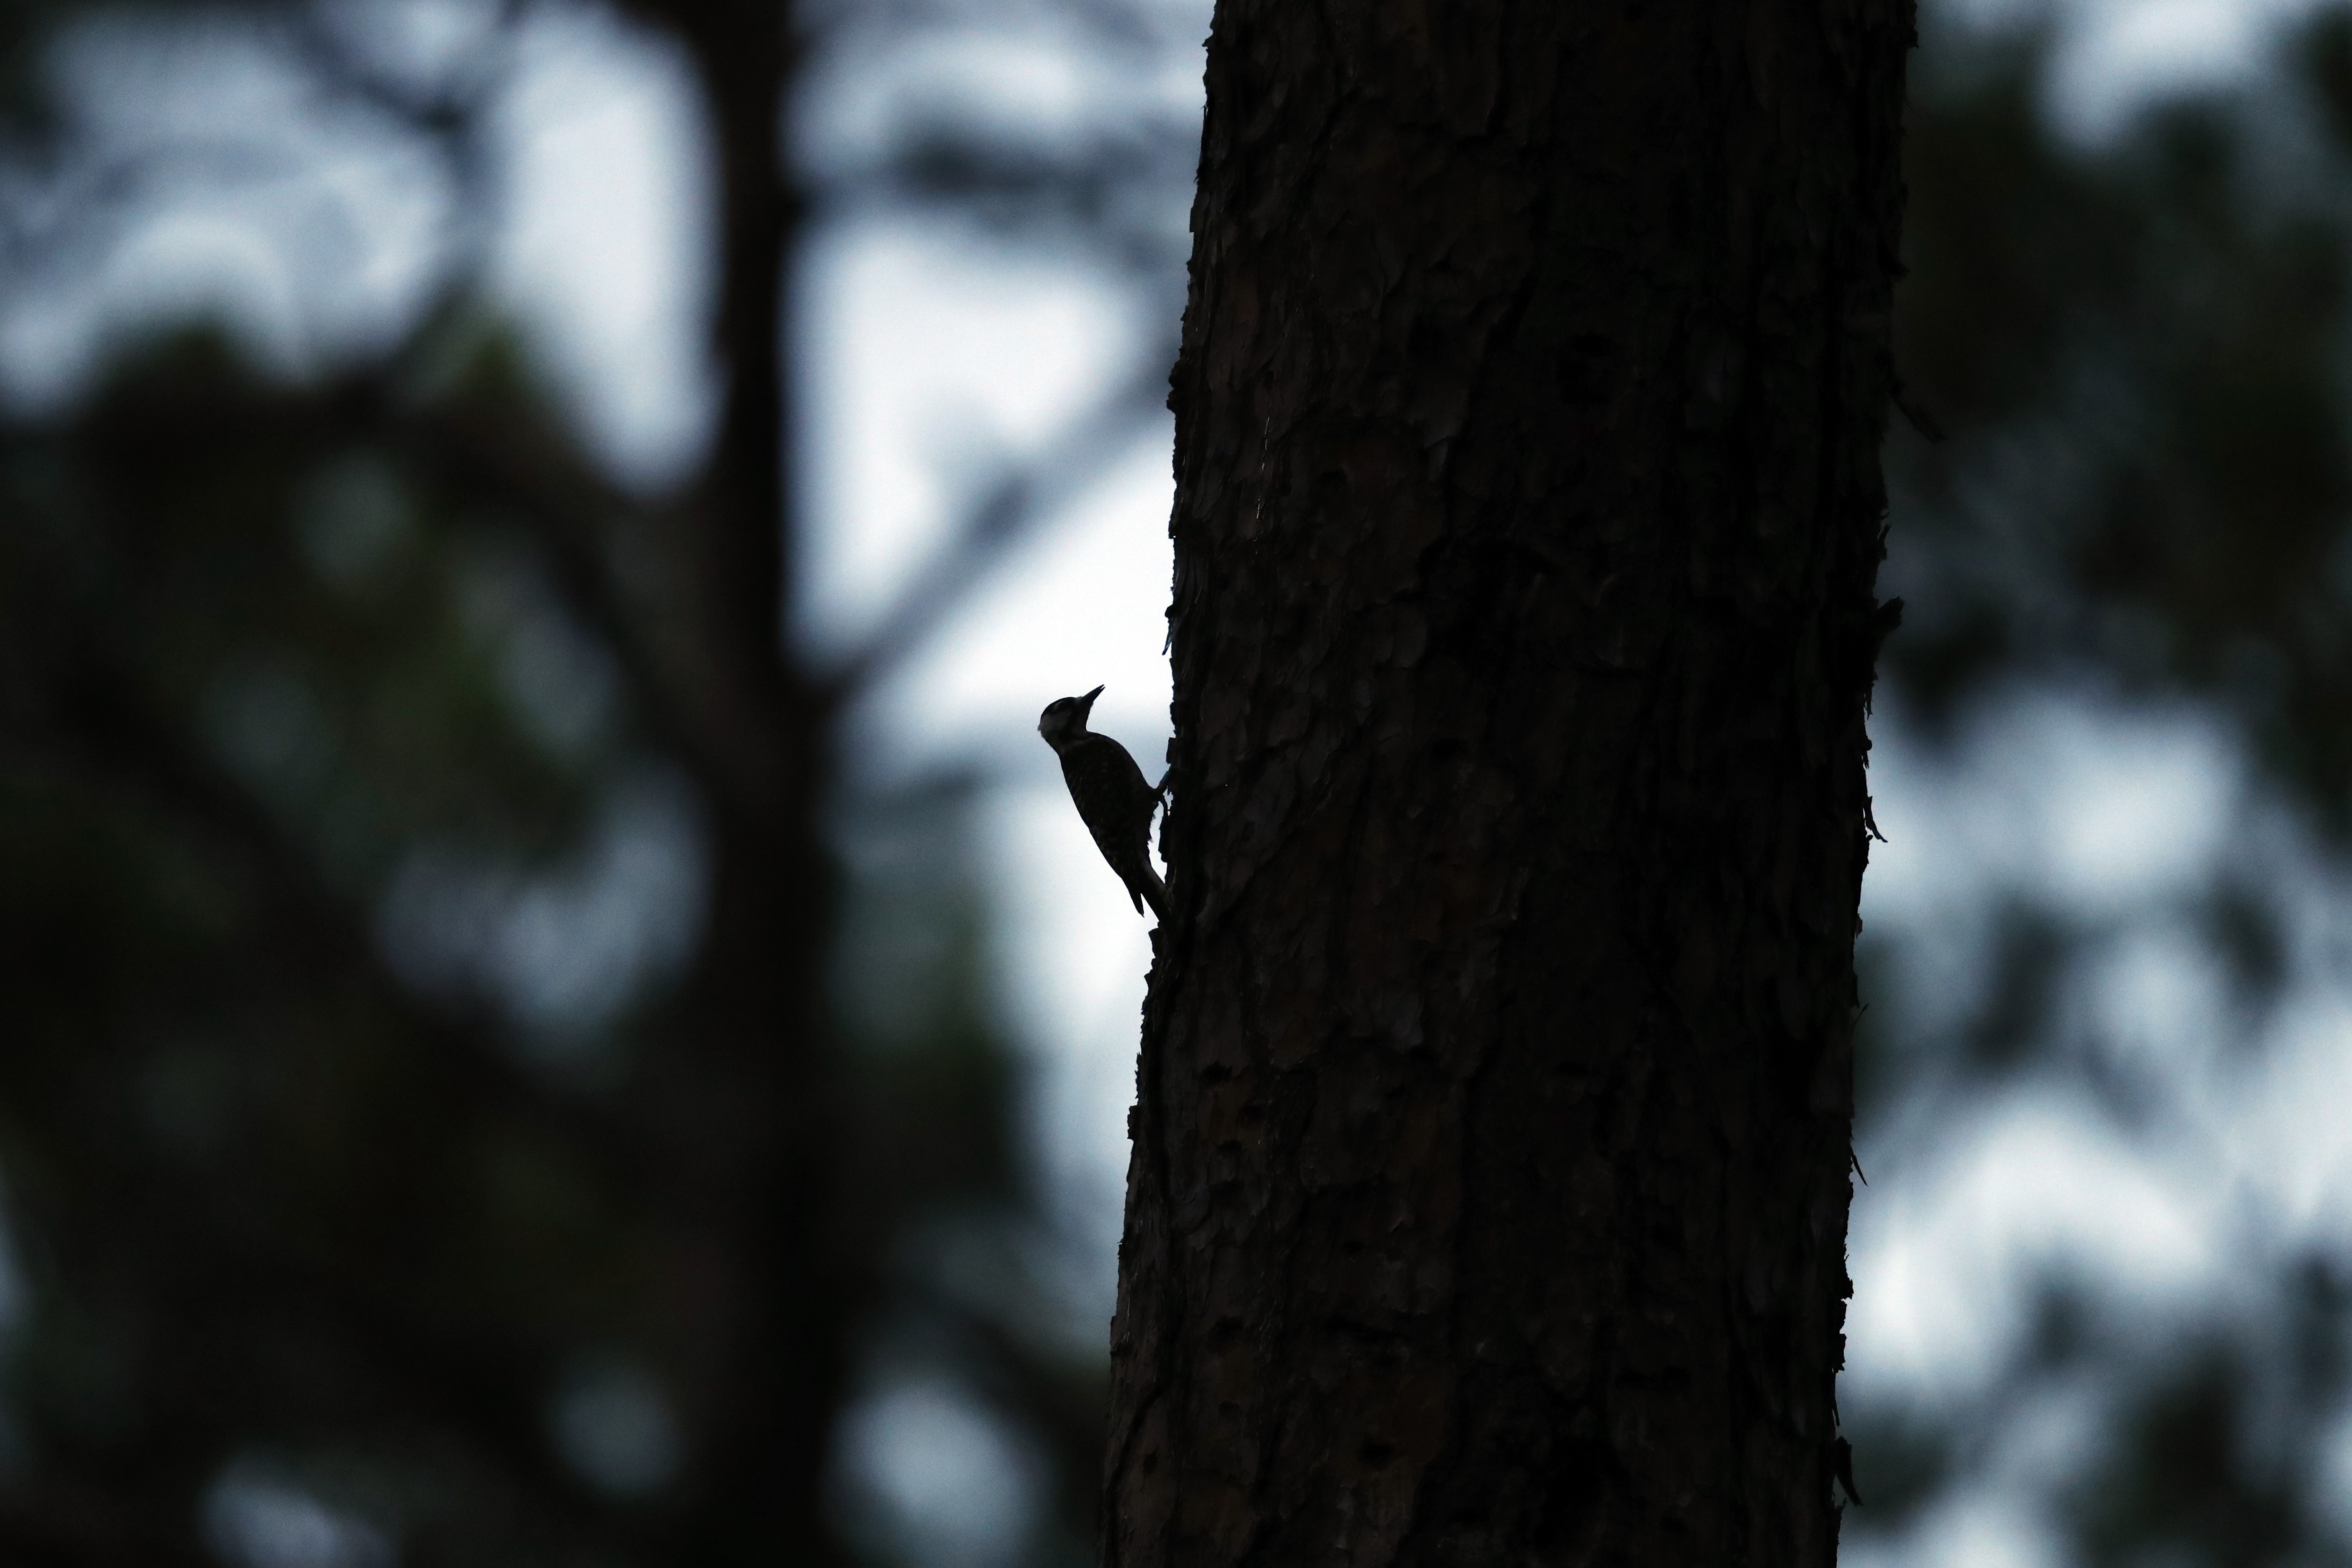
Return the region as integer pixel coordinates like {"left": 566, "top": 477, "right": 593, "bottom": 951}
{"left": 1107, "top": 3, "right": 1912, "bottom": 1567}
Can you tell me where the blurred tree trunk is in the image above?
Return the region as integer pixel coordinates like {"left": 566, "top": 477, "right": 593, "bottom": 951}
{"left": 1107, "top": 4, "right": 1912, "bottom": 1566}
{"left": 622, "top": 8, "right": 846, "bottom": 1561}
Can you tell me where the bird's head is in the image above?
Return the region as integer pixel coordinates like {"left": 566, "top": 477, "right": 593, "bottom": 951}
{"left": 1037, "top": 685, "right": 1104, "bottom": 752}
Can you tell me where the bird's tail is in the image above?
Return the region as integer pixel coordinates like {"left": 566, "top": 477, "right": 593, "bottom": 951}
{"left": 1133, "top": 862, "right": 1169, "bottom": 921}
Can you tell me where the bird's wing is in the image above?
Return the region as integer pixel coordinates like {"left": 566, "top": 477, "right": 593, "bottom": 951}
{"left": 1110, "top": 740, "right": 1160, "bottom": 815}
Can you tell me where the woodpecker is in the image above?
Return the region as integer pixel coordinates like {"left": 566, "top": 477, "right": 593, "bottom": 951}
{"left": 1038, "top": 685, "right": 1167, "bottom": 920}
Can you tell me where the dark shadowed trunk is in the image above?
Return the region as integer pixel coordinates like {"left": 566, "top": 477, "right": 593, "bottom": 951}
{"left": 1107, "top": 4, "right": 1912, "bottom": 1566}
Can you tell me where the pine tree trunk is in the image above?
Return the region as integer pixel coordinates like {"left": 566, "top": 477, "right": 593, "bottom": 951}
{"left": 1107, "top": 4, "right": 1912, "bottom": 1566}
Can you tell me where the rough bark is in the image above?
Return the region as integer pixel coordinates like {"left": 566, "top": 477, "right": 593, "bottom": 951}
{"left": 1107, "top": 4, "right": 1911, "bottom": 1568}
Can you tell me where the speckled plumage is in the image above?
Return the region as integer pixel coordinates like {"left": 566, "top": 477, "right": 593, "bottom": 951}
{"left": 1038, "top": 687, "right": 1167, "bottom": 920}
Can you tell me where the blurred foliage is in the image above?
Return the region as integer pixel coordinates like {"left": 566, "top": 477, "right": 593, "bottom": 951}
{"left": 1891, "top": 11, "right": 2352, "bottom": 817}
{"left": 0, "top": 304, "right": 1108, "bottom": 1561}
{"left": 1850, "top": 6, "right": 2352, "bottom": 1565}
{"left": 0, "top": 0, "right": 1172, "bottom": 1561}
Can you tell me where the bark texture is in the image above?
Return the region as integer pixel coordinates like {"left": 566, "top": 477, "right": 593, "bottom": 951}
{"left": 1107, "top": 4, "right": 1912, "bottom": 1567}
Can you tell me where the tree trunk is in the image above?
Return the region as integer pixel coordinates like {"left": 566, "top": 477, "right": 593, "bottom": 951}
{"left": 1107, "top": 4, "right": 1911, "bottom": 1567}
{"left": 631, "top": 8, "right": 851, "bottom": 1561}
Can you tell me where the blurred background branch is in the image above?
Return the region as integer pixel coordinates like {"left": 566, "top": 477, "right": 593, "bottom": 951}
{"left": 821, "top": 355, "right": 1171, "bottom": 706}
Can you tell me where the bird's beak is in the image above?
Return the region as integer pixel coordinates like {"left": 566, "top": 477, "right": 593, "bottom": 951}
{"left": 1081, "top": 684, "right": 1105, "bottom": 712}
